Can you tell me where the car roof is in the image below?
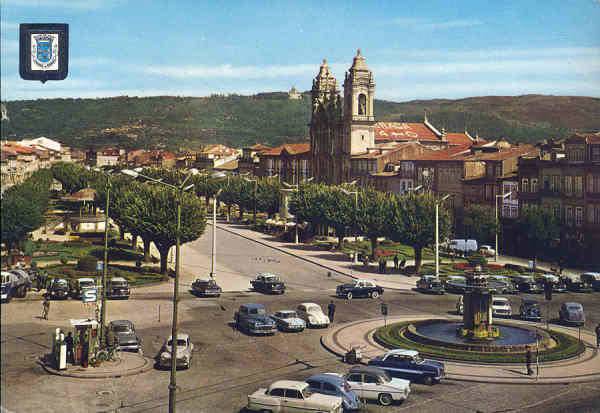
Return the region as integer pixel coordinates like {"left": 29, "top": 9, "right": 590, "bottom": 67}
{"left": 275, "top": 310, "right": 296, "bottom": 314}
{"left": 299, "top": 302, "right": 319, "bottom": 307}
{"left": 168, "top": 333, "right": 190, "bottom": 340}
{"left": 110, "top": 319, "right": 133, "bottom": 326}
{"left": 385, "top": 349, "right": 418, "bottom": 357}
{"left": 110, "top": 277, "right": 127, "bottom": 282}
{"left": 194, "top": 277, "right": 212, "bottom": 282}
{"left": 78, "top": 277, "right": 95, "bottom": 282}
{"left": 522, "top": 297, "right": 538, "bottom": 304}
{"left": 308, "top": 373, "right": 344, "bottom": 385}
{"left": 268, "top": 380, "right": 308, "bottom": 391}
{"left": 563, "top": 302, "right": 583, "bottom": 307}
{"left": 242, "top": 303, "right": 265, "bottom": 310}
{"left": 565, "top": 273, "right": 580, "bottom": 279}
{"left": 356, "top": 279, "right": 374, "bottom": 283}
{"left": 493, "top": 296, "right": 509, "bottom": 301}
{"left": 258, "top": 273, "right": 277, "bottom": 278}
{"left": 582, "top": 272, "right": 600, "bottom": 278}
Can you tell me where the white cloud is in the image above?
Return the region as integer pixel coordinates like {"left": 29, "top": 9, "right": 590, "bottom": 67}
{"left": 376, "top": 46, "right": 600, "bottom": 60}
{"left": 144, "top": 63, "right": 319, "bottom": 79}
{"left": 386, "top": 18, "right": 482, "bottom": 30}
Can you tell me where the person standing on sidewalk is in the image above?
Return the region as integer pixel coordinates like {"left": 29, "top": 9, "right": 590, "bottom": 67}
{"left": 328, "top": 301, "right": 336, "bottom": 323}
{"left": 526, "top": 347, "right": 533, "bottom": 376}
{"left": 595, "top": 323, "right": 600, "bottom": 348}
{"left": 42, "top": 295, "right": 50, "bottom": 320}
{"left": 65, "top": 332, "right": 74, "bottom": 364}
{"left": 393, "top": 255, "right": 399, "bottom": 270}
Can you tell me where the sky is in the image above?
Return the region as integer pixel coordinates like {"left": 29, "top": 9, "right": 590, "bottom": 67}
{"left": 1, "top": 0, "right": 599, "bottom": 102}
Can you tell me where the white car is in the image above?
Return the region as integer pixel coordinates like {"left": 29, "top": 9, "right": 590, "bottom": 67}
{"left": 297, "top": 302, "right": 330, "bottom": 328}
{"left": 328, "top": 366, "right": 410, "bottom": 406}
{"left": 158, "top": 333, "right": 194, "bottom": 369}
{"left": 491, "top": 297, "right": 512, "bottom": 318}
{"left": 478, "top": 245, "right": 495, "bottom": 256}
{"left": 247, "top": 380, "right": 343, "bottom": 413}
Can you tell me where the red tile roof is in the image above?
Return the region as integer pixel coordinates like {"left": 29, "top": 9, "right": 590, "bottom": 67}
{"left": 460, "top": 145, "right": 538, "bottom": 161}
{"left": 262, "top": 142, "right": 310, "bottom": 156}
{"left": 446, "top": 132, "right": 473, "bottom": 146}
{"left": 412, "top": 145, "right": 472, "bottom": 161}
{"left": 375, "top": 122, "right": 439, "bottom": 142}
{"left": 565, "top": 132, "right": 600, "bottom": 144}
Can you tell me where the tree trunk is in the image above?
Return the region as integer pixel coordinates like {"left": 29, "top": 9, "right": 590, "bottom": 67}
{"left": 227, "top": 205, "right": 231, "bottom": 222}
{"left": 370, "top": 237, "right": 378, "bottom": 261}
{"left": 143, "top": 238, "right": 152, "bottom": 262}
{"left": 119, "top": 227, "right": 125, "bottom": 240}
{"left": 336, "top": 227, "right": 345, "bottom": 250}
{"left": 414, "top": 246, "right": 423, "bottom": 273}
{"left": 159, "top": 248, "right": 169, "bottom": 275}
{"left": 131, "top": 234, "right": 137, "bottom": 249}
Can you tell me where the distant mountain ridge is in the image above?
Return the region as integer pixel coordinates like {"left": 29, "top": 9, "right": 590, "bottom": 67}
{"left": 1, "top": 94, "right": 598, "bottom": 151}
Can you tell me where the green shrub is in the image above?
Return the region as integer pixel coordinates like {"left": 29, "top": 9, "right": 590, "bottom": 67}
{"left": 77, "top": 255, "right": 98, "bottom": 272}
{"left": 59, "top": 255, "right": 69, "bottom": 265}
{"left": 467, "top": 253, "right": 488, "bottom": 268}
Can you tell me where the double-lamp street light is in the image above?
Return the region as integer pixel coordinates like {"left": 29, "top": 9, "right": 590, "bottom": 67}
{"left": 121, "top": 169, "right": 193, "bottom": 413}
{"left": 435, "top": 194, "right": 452, "bottom": 278}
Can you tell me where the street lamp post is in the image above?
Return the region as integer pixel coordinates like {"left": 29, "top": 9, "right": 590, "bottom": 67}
{"left": 435, "top": 194, "right": 452, "bottom": 278}
{"left": 495, "top": 191, "right": 513, "bottom": 262}
{"left": 101, "top": 178, "right": 110, "bottom": 345}
{"left": 244, "top": 177, "right": 257, "bottom": 224}
{"left": 210, "top": 189, "right": 222, "bottom": 279}
{"left": 121, "top": 169, "right": 193, "bottom": 413}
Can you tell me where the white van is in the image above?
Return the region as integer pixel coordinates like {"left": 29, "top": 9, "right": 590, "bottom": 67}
{"left": 448, "top": 239, "right": 478, "bottom": 255}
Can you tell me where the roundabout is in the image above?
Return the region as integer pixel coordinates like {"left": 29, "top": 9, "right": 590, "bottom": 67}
{"left": 321, "top": 315, "right": 600, "bottom": 384}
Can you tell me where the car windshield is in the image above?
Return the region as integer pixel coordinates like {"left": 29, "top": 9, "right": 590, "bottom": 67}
{"left": 307, "top": 306, "right": 321, "bottom": 313}
{"left": 250, "top": 308, "right": 266, "bottom": 315}
{"left": 280, "top": 312, "right": 295, "bottom": 319}
{"left": 113, "top": 325, "right": 131, "bottom": 333}
{"left": 112, "top": 281, "right": 127, "bottom": 287}
{"left": 493, "top": 300, "right": 508, "bottom": 306}
{"left": 80, "top": 280, "right": 94, "bottom": 287}
{"left": 567, "top": 305, "right": 581, "bottom": 311}
{"left": 265, "top": 276, "right": 280, "bottom": 282}
{"left": 167, "top": 339, "right": 187, "bottom": 347}
{"left": 414, "top": 355, "right": 424, "bottom": 363}
{"left": 379, "top": 371, "right": 393, "bottom": 382}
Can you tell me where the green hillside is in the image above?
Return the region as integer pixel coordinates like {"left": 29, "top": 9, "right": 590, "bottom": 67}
{"left": 2, "top": 93, "right": 599, "bottom": 151}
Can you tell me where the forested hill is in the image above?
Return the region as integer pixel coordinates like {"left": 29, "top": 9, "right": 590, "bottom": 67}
{"left": 1, "top": 93, "right": 599, "bottom": 151}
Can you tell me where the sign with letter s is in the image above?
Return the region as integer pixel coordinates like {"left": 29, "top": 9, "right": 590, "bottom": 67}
{"left": 82, "top": 288, "right": 97, "bottom": 303}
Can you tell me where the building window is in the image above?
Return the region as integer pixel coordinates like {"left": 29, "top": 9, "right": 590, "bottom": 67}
{"left": 588, "top": 174, "right": 600, "bottom": 193}
{"left": 521, "top": 178, "right": 529, "bottom": 193}
{"left": 588, "top": 205, "right": 600, "bottom": 224}
{"left": 566, "top": 206, "right": 573, "bottom": 226}
{"left": 550, "top": 175, "right": 561, "bottom": 192}
{"left": 531, "top": 178, "right": 538, "bottom": 192}
{"left": 543, "top": 175, "right": 550, "bottom": 191}
{"left": 592, "top": 146, "right": 600, "bottom": 162}
{"left": 576, "top": 207, "right": 583, "bottom": 226}
{"left": 553, "top": 204, "right": 561, "bottom": 220}
{"left": 574, "top": 176, "right": 583, "bottom": 196}
{"left": 564, "top": 176, "right": 572, "bottom": 195}
{"left": 495, "top": 165, "right": 502, "bottom": 177}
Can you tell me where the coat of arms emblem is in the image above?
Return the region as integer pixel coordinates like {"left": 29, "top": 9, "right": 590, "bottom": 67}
{"left": 31, "top": 34, "right": 58, "bottom": 70}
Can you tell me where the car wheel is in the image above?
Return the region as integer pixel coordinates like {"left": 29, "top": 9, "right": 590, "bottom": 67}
{"left": 371, "top": 291, "right": 379, "bottom": 299}
{"left": 378, "top": 393, "right": 393, "bottom": 406}
{"left": 346, "top": 292, "right": 353, "bottom": 300}
{"left": 423, "top": 376, "right": 433, "bottom": 385}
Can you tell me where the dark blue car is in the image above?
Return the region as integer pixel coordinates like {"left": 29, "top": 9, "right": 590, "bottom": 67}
{"left": 306, "top": 373, "right": 361, "bottom": 411}
{"left": 368, "top": 349, "right": 445, "bottom": 385}
{"left": 234, "top": 303, "right": 277, "bottom": 335}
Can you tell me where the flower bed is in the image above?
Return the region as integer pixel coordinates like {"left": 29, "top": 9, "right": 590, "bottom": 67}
{"left": 453, "top": 263, "right": 504, "bottom": 271}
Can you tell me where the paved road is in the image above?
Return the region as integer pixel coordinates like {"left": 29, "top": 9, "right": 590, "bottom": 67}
{"left": 2, "top": 227, "right": 600, "bottom": 413}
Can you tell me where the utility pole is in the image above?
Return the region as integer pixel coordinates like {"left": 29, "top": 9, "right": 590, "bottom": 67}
{"left": 100, "top": 177, "right": 111, "bottom": 345}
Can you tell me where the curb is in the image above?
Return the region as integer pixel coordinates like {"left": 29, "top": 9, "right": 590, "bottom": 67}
{"left": 39, "top": 354, "right": 154, "bottom": 379}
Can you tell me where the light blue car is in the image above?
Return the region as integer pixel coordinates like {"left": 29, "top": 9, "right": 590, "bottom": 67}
{"left": 270, "top": 310, "right": 306, "bottom": 332}
{"left": 307, "top": 373, "right": 361, "bottom": 411}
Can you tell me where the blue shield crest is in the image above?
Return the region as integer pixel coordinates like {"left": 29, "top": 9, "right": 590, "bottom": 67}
{"left": 36, "top": 40, "right": 53, "bottom": 63}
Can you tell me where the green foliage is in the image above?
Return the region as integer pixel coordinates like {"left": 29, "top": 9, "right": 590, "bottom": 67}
{"left": 59, "top": 255, "right": 69, "bottom": 265}
{"left": 517, "top": 205, "right": 560, "bottom": 259}
{"left": 3, "top": 95, "right": 597, "bottom": 151}
{"left": 77, "top": 255, "right": 98, "bottom": 272}
{"left": 467, "top": 253, "right": 488, "bottom": 268}
{"left": 462, "top": 204, "right": 497, "bottom": 244}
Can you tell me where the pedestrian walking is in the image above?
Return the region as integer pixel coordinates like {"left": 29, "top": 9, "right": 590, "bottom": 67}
{"left": 595, "top": 323, "right": 600, "bottom": 349}
{"left": 42, "top": 295, "right": 50, "bottom": 320}
{"left": 526, "top": 347, "right": 533, "bottom": 376}
{"left": 65, "top": 332, "right": 74, "bottom": 364}
{"left": 328, "top": 301, "right": 336, "bottom": 323}
{"left": 393, "top": 255, "right": 399, "bottom": 270}
{"left": 106, "top": 324, "right": 116, "bottom": 349}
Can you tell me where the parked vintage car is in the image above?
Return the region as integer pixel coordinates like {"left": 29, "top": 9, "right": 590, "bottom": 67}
{"left": 368, "top": 349, "right": 445, "bottom": 385}
{"left": 581, "top": 272, "right": 600, "bottom": 292}
{"left": 191, "top": 277, "right": 222, "bottom": 297}
{"left": 158, "top": 333, "right": 193, "bottom": 369}
{"left": 416, "top": 275, "right": 445, "bottom": 294}
{"left": 270, "top": 310, "right": 306, "bottom": 332}
{"left": 519, "top": 297, "right": 542, "bottom": 322}
{"left": 70, "top": 277, "right": 96, "bottom": 299}
{"left": 536, "top": 274, "right": 566, "bottom": 293}
{"left": 488, "top": 275, "right": 518, "bottom": 294}
{"left": 247, "top": 380, "right": 343, "bottom": 413}
{"left": 296, "top": 302, "right": 330, "bottom": 328}
{"left": 110, "top": 319, "right": 141, "bottom": 351}
{"left": 234, "top": 303, "right": 277, "bottom": 335}
{"left": 478, "top": 245, "right": 495, "bottom": 256}
{"left": 514, "top": 275, "right": 543, "bottom": 294}
{"left": 250, "top": 273, "right": 286, "bottom": 294}
{"left": 1, "top": 271, "right": 13, "bottom": 302}
{"left": 444, "top": 275, "right": 466, "bottom": 294}
{"left": 336, "top": 279, "right": 384, "bottom": 299}
{"left": 331, "top": 366, "right": 410, "bottom": 406}
{"left": 563, "top": 273, "right": 593, "bottom": 293}
{"left": 448, "top": 239, "right": 478, "bottom": 255}
{"left": 306, "top": 373, "right": 361, "bottom": 411}
{"left": 107, "top": 277, "right": 130, "bottom": 299}
{"left": 559, "top": 302, "right": 585, "bottom": 326}
{"left": 491, "top": 296, "right": 512, "bottom": 318}
{"left": 48, "top": 278, "right": 70, "bottom": 300}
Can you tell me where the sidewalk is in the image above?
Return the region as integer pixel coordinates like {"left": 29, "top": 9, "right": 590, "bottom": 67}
{"left": 40, "top": 350, "right": 154, "bottom": 379}
{"left": 321, "top": 316, "right": 600, "bottom": 384}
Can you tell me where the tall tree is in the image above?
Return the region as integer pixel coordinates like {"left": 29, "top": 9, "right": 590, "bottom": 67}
{"left": 388, "top": 192, "right": 452, "bottom": 273}
{"left": 256, "top": 177, "right": 282, "bottom": 218}
{"left": 517, "top": 205, "right": 560, "bottom": 261}
{"left": 462, "top": 204, "right": 498, "bottom": 244}
{"left": 322, "top": 187, "right": 355, "bottom": 249}
{"left": 355, "top": 188, "right": 391, "bottom": 259}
